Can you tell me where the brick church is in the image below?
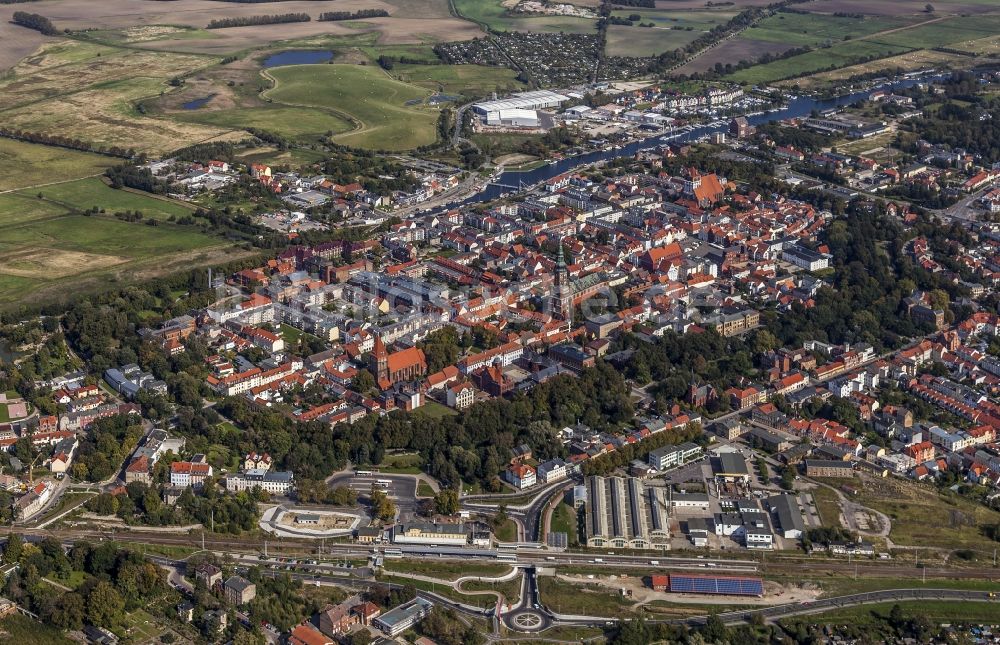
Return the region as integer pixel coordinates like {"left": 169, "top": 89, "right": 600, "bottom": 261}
{"left": 368, "top": 335, "right": 427, "bottom": 390}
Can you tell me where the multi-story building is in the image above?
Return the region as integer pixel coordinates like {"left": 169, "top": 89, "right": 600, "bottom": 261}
{"left": 225, "top": 469, "right": 294, "bottom": 495}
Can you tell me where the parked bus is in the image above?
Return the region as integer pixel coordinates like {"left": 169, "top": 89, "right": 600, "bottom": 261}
{"left": 375, "top": 479, "right": 392, "bottom": 489}
{"left": 355, "top": 469, "right": 373, "bottom": 477}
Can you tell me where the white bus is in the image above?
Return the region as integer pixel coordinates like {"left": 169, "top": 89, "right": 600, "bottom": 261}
{"left": 375, "top": 479, "right": 392, "bottom": 489}
{"left": 355, "top": 469, "right": 373, "bottom": 477}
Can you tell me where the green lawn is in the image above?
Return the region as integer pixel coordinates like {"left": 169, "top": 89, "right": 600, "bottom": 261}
{"left": 549, "top": 502, "right": 580, "bottom": 547}
{"left": 264, "top": 64, "right": 440, "bottom": 150}
{"left": 378, "top": 452, "right": 424, "bottom": 475}
{"left": 413, "top": 400, "right": 458, "bottom": 419}
{"left": 391, "top": 64, "right": 523, "bottom": 99}
{"left": 0, "top": 138, "right": 110, "bottom": 192}
{"left": 280, "top": 323, "right": 320, "bottom": 346}
{"left": 495, "top": 518, "right": 518, "bottom": 542}
{"left": 417, "top": 481, "right": 436, "bottom": 497}
{"left": 25, "top": 177, "right": 195, "bottom": 220}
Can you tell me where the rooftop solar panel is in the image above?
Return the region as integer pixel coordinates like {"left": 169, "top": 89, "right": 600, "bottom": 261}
{"left": 668, "top": 574, "right": 764, "bottom": 596}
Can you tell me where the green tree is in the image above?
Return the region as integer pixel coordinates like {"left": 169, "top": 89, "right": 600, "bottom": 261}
{"left": 433, "top": 489, "right": 460, "bottom": 515}
{"left": 87, "top": 580, "right": 125, "bottom": 628}
{"left": 2, "top": 533, "right": 22, "bottom": 564}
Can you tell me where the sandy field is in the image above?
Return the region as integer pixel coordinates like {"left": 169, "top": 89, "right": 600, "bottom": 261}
{"left": 0, "top": 247, "right": 128, "bottom": 278}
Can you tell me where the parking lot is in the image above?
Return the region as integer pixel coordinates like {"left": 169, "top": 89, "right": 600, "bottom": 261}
{"left": 328, "top": 472, "right": 420, "bottom": 519}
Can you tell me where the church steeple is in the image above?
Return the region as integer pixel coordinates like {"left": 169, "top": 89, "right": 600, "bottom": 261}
{"left": 551, "top": 238, "right": 572, "bottom": 324}
{"left": 370, "top": 334, "right": 389, "bottom": 383}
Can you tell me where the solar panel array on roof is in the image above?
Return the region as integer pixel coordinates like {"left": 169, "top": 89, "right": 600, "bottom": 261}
{"left": 668, "top": 574, "right": 764, "bottom": 596}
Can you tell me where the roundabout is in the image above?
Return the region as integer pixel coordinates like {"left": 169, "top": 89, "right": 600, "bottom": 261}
{"left": 504, "top": 608, "right": 550, "bottom": 632}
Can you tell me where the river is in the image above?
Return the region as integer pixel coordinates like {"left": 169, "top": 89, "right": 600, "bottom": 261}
{"left": 438, "top": 73, "right": 945, "bottom": 210}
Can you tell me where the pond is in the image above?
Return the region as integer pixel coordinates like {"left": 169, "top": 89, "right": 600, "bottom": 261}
{"left": 182, "top": 94, "right": 216, "bottom": 110}
{"left": 262, "top": 50, "right": 334, "bottom": 68}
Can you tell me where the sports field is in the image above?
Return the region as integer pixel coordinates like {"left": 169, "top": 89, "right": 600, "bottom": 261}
{"left": 264, "top": 64, "right": 440, "bottom": 150}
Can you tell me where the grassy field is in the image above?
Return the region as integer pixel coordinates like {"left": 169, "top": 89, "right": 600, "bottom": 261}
{"left": 537, "top": 576, "right": 637, "bottom": 617}
{"left": 391, "top": 63, "right": 523, "bottom": 99}
{"left": 264, "top": 64, "right": 439, "bottom": 150}
{"left": 810, "top": 484, "right": 844, "bottom": 528}
{"left": 852, "top": 477, "right": 1000, "bottom": 552}
{"left": 413, "top": 400, "right": 459, "bottom": 419}
{"left": 378, "top": 452, "right": 424, "bottom": 474}
{"left": 742, "top": 12, "right": 909, "bottom": 48}
{"left": 780, "top": 600, "right": 1000, "bottom": 627}
{"left": 0, "top": 139, "right": 111, "bottom": 192}
{"left": 0, "top": 40, "right": 237, "bottom": 156}
{"left": 279, "top": 323, "right": 321, "bottom": 346}
{"left": 606, "top": 25, "right": 702, "bottom": 57}
{"left": 495, "top": 518, "right": 518, "bottom": 542}
{"left": 29, "top": 178, "right": 195, "bottom": 220}
{"left": 0, "top": 204, "right": 240, "bottom": 307}
{"left": 452, "top": 0, "right": 596, "bottom": 33}
{"left": 731, "top": 12, "right": 1000, "bottom": 85}
{"left": 550, "top": 502, "right": 581, "bottom": 547}
{"left": 176, "top": 105, "right": 353, "bottom": 142}
{"left": 728, "top": 40, "right": 912, "bottom": 84}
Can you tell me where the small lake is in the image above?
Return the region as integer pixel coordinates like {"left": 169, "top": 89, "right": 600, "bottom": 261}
{"left": 182, "top": 94, "right": 216, "bottom": 110}
{"left": 262, "top": 50, "right": 334, "bottom": 68}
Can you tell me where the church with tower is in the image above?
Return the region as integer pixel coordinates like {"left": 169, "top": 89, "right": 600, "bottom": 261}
{"left": 550, "top": 238, "right": 573, "bottom": 326}
{"left": 367, "top": 334, "right": 428, "bottom": 390}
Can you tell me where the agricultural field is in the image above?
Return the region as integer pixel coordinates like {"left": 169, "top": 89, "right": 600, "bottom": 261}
{"left": 264, "top": 64, "right": 440, "bottom": 150}
{"left": 727, "top": 12, "right": 1000, "bottom": 84}
{"left": 779, "top": 49, "right": 972, "bottom": 89}
{"left": 728, "top": 40, "right": 911, "bottom": 84}
{"left": 1, "top": 0, "right": 478, "bottom": 60}
{"left": 29, "top": 178, "right": 196, "bottom": 220}
{"left": 452, "top": 0, "right": 596, "bottom": 34}
{"left": 390, "top": 63, "right": 523, "bottom": 99}
{"left": 741, "top": 12, "right": 911, "bottom": 48}
{"left": 606, "top": 25, "right": 702, "bottom": 58}
{"left": 607, "top": 5, "right": 737, "bottom": 56}
{"left": 0, "top": 139, "right": 110, "bottom": 192}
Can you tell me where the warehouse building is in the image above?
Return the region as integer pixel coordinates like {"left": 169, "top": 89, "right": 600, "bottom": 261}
{"left": 484, "top": 108, "right": 540, "bottom": 128}
{"left": 472, "top": 90, "right": 570, "bottom": 116}
{"left": 584, "top": 475, "right": 670, "bottom": 549}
